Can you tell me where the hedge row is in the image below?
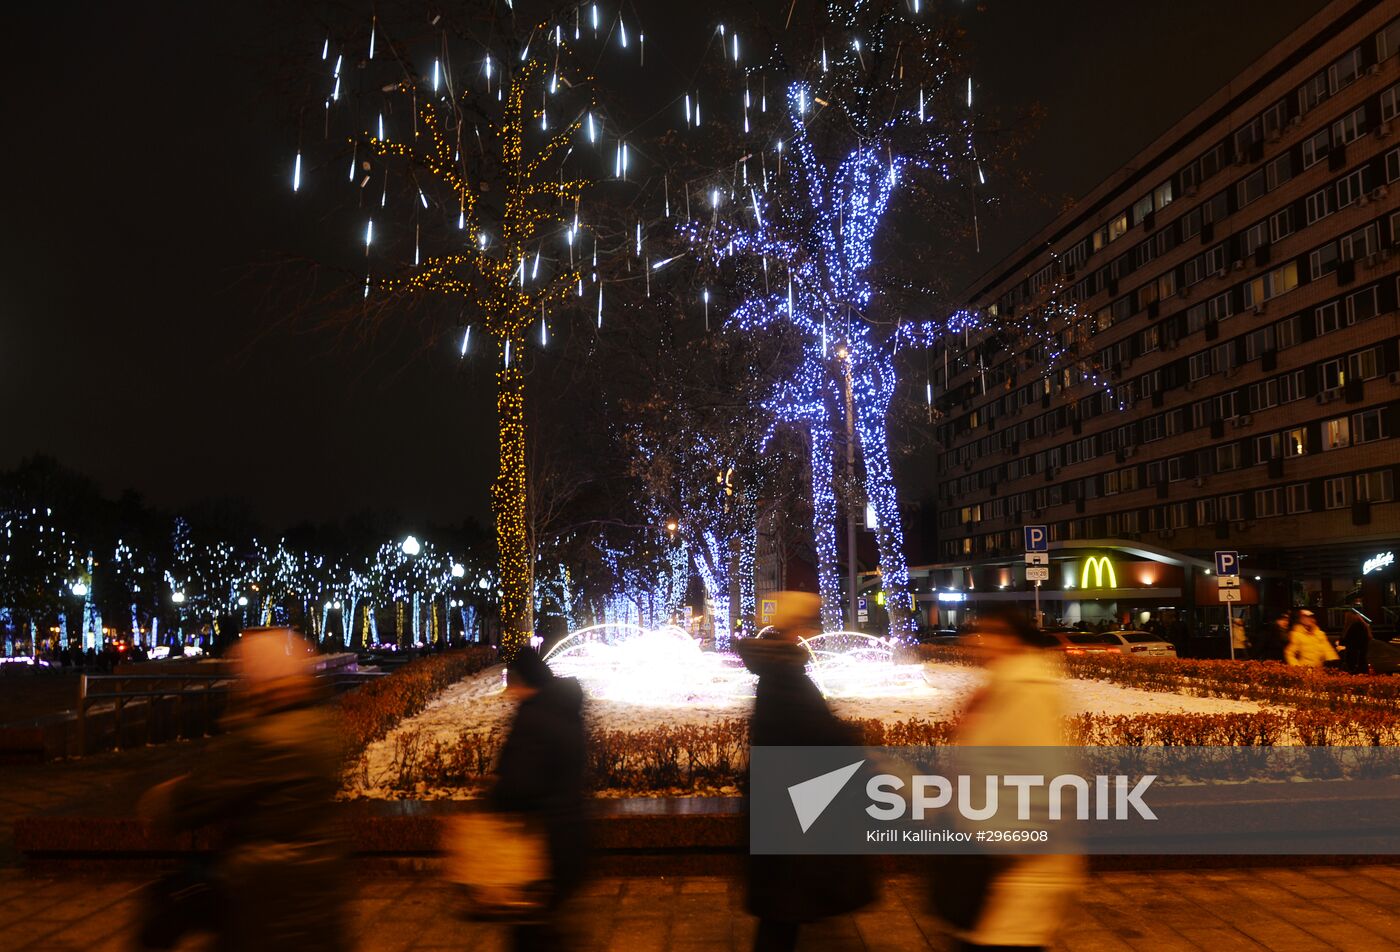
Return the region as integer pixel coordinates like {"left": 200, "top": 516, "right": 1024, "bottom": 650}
{"left": 339, "top": 648, "right": 497, "bottom": 752}
{"left": 914, "top": 645, "right": 1400, "bottom": 711}
{"left": 1063, "top": 654, "right": 1400, "bottom": 712}
{"left": 377, "top": 707, "right": 1400, "bottom": 795}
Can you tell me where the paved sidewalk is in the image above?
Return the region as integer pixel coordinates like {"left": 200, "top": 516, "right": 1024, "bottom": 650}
{"left": 2, "top": 866, "right": 1398, "bottom": 951}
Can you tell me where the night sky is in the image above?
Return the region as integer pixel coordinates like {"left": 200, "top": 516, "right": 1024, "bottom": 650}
{"left": 0, "top": 0, "right": 1329, "bottom": 531}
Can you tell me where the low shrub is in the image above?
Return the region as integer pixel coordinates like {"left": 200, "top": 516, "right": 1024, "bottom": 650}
{"left": 339, "top": 648, "right": 497, "bottom": 753}
{"left": 1061, "top": 654, "right": 1400, "bottom": 712}
{"left": 375, "top": 705, "right": 1400, "bottom": 797}
{"left": 913, "top": 645, "right": 1400, "bottom": 713}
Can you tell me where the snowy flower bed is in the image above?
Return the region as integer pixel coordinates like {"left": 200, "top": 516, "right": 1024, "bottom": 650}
{"left": 343, "top": 661, "right": 1268, "bottom": 800}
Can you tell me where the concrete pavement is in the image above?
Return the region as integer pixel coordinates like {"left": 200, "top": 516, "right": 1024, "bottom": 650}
{"left": 2, "top": 866, "right": 1398, "bottom": 951}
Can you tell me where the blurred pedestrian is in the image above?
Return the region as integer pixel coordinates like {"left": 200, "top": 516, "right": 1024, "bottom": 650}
{"left": 137, "top": 627, "right": 346, "bottom": 952}
{"left": 1342, "top": 614, "right": 1372, "bottom": 674}
{"left": 1261, "top": 611, "right": 1291, "bottom": 661}
{"left": 929, "top": 607, "right": 1085, "bottom": 952}
{"left": 490, "top": 645, "right": 588, "bottom": 952}
{"left": 735, "top": 591, "right": 876, "bottom": 952}
{"left": 1230, "top": 613, "right": 1248, "bottom": 660}
{"left": 1284, "top": 610, "right": 1338, "bottom": 668}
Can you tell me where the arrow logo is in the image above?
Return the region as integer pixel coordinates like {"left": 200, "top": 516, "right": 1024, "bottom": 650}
{"left": 787, "top": 760, "right": 864, "bottom": 833}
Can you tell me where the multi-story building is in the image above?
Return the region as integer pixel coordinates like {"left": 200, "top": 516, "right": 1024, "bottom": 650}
{"left": 917, "top": 0, "right": 1400, "bottom": 643}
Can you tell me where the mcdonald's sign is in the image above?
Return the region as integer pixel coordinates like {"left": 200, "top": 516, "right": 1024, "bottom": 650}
{"left": 1080, "top": 555, "right": 1117, "bottom": 589}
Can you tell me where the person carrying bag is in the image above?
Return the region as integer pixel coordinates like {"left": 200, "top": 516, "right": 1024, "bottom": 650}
{"left": 444, "top": 646, "right": 588, "bottom": 950}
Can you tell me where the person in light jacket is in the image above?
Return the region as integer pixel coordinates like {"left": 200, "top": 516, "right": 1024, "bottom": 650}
{"left": 1284, "top": 609, "right": 1339, "bottom": 668}
{"left": 936, "top": 608, "right": 1085, "bottom": 952}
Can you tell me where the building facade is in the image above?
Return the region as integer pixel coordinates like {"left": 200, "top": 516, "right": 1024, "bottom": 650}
{"left": 926, "top": 0, "right": 1400, "bottom": 636}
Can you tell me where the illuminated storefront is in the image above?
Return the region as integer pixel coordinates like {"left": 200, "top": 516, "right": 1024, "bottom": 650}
{"left": 904, "top": 539, "right": 1264, "bottom": 632}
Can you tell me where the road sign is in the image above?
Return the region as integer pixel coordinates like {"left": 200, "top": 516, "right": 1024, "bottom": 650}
{"left": 1214, "top": 550, "right": 1240, "bottom": 577}
{"left": 1220, "top": 588, "right": 1242, "bottom": 603}
{"left": 1217, "top": 575, "right": 1241, "bottom": 589}
{"left": 1026, "top": 566, "right": 1050, "bottom": 582}
{"left": 1024, "top": 525, "right": 1049, "bottom": 552}
{"left": 1025, "top": 552, "right": 1049, "bottom": 566}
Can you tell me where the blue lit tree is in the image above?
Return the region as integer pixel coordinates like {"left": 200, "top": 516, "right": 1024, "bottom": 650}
{"left": 671, "top": 0, "right": 1048, "bottom": 638}
{"left": 682, "top": 77, "right": 981, "bottom": 637}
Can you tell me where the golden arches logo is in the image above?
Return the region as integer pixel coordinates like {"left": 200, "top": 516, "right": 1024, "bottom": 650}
{"left": 1080, "top": 556, "right": 1117, "bottom": 589}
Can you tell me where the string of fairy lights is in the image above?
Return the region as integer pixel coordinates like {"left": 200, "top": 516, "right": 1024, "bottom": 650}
{"left": 0, "top": 506, "right": 500, "bottom": 654}
{"left": 293, "top": 1, "right": 1113, "bottom": 643}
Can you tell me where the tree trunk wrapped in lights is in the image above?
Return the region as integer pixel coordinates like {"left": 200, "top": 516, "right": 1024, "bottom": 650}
{"left": 355, "top": 59, "right": 589, "bottom": 658}
{"left": 492, "top": 355, "right": 531, "bottom": 643}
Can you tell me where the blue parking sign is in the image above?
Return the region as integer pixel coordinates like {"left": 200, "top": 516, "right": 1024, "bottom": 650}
{"left": 1024, "top": 525, "right": 1048, "bottom": 552}
{"left": 1214, "top": 550, "right": 1239, "bottom": 576}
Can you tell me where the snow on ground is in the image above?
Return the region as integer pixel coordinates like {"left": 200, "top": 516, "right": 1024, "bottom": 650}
{"left": 345, "top": 661, "right": 1261, "bottom": 799}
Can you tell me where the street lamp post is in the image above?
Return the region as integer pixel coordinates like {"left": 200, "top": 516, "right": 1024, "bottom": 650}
{"left": 400, "top": 536, "right": 421, "bottom": 647}
{"left": 838, "top": 345, "right": 858, "bottom": 632}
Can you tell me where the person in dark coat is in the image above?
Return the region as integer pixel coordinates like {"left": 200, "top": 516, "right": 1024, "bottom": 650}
{"left": 1342, "top": 615, "right": 1372, "bottom": 674}
{"left": 490, "top": 646, "right": 588, "bottom": 952}
{"left": 138, "top": 628, "right": 347, "bottom": 952}
{"left": 734, "top": 592, "right": 876, "bottom": 952}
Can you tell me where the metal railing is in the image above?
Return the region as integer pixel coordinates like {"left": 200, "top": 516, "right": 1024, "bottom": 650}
{"left": 75, "top": 655, "right": 386, "bottom": 754}
{"left": 77, "top": 674, "right": 235, "bottom": 755}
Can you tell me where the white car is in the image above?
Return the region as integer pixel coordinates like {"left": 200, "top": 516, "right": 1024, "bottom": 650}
{"left": 1103, "top": 630, "right": 1178, "bottom": 658}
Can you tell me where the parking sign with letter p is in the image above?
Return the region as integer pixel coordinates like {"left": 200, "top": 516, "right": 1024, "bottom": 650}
{"left": 1214, "top": 550, "right": 1239, "bottom": 577}
{"left": 1025, "top": 525, "right": 1048, "bottom": 552}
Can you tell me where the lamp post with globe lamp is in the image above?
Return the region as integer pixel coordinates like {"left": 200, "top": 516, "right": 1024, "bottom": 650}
{"left": 171, "top": 589, "right": 187, "bottom": 647}
{"left": 400, "top": 536, "right": 422, "bottom": 647}
{"left": 67, "top": 580, "right": 89, "bottom": 652}
{"left": 448, "top": 563, "right": 466, "bottom": 645}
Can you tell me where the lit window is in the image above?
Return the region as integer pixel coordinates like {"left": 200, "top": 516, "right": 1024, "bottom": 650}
{"left": 1322, "top": 416, "right": 1351, "bottom": 451}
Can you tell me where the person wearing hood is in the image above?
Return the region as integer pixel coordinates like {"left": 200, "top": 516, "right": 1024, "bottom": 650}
{"left": 734, "top": 592, "right": 876, "bottom": 952}
{"left": 490, "top": 645, "right": 588, "bottom": 951}
{"left": 137, "top": 627, "right": 347, "bottom": 952}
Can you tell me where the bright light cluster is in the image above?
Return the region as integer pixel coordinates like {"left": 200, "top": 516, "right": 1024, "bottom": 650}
{"left": 541, "top": 623, "right": 923, "bottom": 707}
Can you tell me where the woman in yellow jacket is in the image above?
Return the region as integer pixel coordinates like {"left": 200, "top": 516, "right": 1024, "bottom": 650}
{"left": 1284, "top": 609, "right": 1339, "bottom": 667}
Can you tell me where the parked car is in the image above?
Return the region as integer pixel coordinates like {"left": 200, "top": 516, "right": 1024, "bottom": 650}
{"left": 917, "top": 628, "right": 962, "bottom": 645}
{"left": 1363, "top": 635, "right": 1400, "bottom": 675}
{"left": 1102, "top": 630, "right": 1178, "bottom": 658}
{"left": 1032, "top": 629, "right": 1121, "bottom": 656}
